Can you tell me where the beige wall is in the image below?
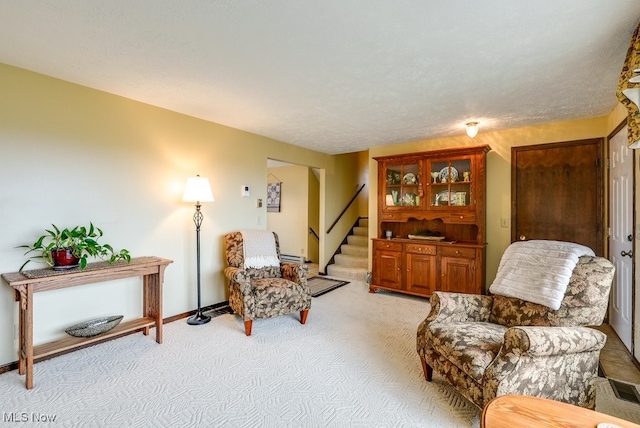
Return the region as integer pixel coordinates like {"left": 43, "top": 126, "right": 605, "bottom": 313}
{"left": 0, "top": 63, "right": 361, "bottom": 366}
{"left": 267, "top": 165, "right": 310, "bottom": 259}
{"left": 319, "top": 151, "right": 369, "bottom": 273}
{"left": 368, "top": 116, "right": 611, "bottom": 288}
{"left": 308, "top": 169, "right": 320, "bottom": 263}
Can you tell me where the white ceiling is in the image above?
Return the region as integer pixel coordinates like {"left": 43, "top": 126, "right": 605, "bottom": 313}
{"left": 1, "top": 1, "right": 639, "bottom": 154}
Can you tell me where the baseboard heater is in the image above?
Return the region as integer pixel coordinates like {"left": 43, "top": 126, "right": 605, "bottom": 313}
{"left": 281, "top": 254, "right": 305, "bottom": 263}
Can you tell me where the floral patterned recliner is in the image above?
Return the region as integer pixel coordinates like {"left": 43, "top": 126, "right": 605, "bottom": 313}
{"left": 224, "top": 232, "right": 310, "bottom": 336}
{"left": 417, "top": 255, "right": 615, "bottom": 409}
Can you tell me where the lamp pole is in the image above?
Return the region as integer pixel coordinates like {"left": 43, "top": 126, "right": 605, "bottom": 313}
{"left": 188, "top": 200, "right": 211, "bottom": 325}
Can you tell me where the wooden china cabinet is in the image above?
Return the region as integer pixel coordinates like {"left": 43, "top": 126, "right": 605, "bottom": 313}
{"left": 371, "top": 145, "right": 490, "bottom": 298}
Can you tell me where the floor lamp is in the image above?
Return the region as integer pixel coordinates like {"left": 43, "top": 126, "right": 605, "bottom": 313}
{"left": 183, "top": 175, "right": 214, "bottom": 325}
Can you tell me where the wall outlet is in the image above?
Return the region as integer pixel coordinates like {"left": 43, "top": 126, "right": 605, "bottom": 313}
{"left": 500, "top": 218, "right": 509, "bottom": 228}
{"left": 256, "top": 198, "right": 263, "bottom": 208}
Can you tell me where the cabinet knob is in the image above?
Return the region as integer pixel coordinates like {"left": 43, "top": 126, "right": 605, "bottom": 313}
{"left": 455, "top": 250, "right": 460, "bottom": 255}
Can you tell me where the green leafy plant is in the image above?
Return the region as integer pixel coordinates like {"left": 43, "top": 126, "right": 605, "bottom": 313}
{"left": 18, "top": 223, "right": 131, "bottom": 271}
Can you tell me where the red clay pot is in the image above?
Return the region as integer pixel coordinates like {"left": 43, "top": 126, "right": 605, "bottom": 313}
{"left": 51, "top": 248, "right": 79, "bottom": 267}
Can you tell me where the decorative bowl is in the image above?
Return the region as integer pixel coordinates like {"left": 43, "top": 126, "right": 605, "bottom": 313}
{"left": 65, "top": 315, "right": 124, "bottom": 338}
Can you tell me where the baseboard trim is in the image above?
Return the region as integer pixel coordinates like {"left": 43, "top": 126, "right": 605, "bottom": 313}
{"left": 0, "top": 300, "right": 232, "bottom": 375}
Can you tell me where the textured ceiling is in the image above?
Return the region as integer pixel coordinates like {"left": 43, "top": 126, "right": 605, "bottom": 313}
{"left": 1, "top": 1, "right": 639, "bottom": 154}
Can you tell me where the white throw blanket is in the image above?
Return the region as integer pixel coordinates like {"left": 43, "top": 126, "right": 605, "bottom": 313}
{"left": 241, "top": 230, "right": 280, "bottom": 268}
{"left": 488, "top": 240, "right": 595, "bottom": 310}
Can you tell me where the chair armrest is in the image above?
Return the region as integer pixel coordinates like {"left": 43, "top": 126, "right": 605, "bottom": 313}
{"left": 502, "top": 326, "right": 606, "bottom": 356}
{"left": 223, "top": 267, "right": 253, "bottom": 294}
{"left": 484, "top": 326, "right": 607, "bottom": 408}
{"left": 281, "top": 262, "right": 308, "bottom": 285}
{"left": 426, "top": 291, "right": 494, "bottom": 324}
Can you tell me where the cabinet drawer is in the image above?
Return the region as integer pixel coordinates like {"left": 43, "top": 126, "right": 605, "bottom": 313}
{"left": 374, "top": 240, "right": 403, "bottom": 252}
{"left": 406, "top": 243, "right": 436, "bottom": 255}
{"left": 381, "top": 212, "right": 402, "bottom": 220}
{"left": 439, "top": 246, "right": 476, "bottom": 259}
{"left": 447, "top": 213, "right": 477, "bottom": 224}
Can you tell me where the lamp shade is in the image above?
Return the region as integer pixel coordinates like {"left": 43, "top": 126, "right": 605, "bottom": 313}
{"left": 183, "top": 175, "right": 214, "bottom": 202}
{"left": 466, "top": 122, "right": 479, "bottom": 138}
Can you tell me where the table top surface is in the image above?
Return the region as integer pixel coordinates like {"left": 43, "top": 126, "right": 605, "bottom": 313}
{"left": 482, "top": 395, "right": 640, "bottom": 428}
{"left": 1, "top": 256, "right": 173, "bottom": 286}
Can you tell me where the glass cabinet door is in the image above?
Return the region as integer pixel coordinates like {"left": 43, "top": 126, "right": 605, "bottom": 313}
{"left": 384, "top": 162, "right": 421, "bottom": 208}
{"left": 428, "top": 157, "right": 472, "bottom": 208}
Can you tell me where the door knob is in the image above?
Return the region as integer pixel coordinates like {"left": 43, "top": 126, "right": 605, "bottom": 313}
{"left": 621, "top": 250, "right": 633, "bottom": 258}
{"left": 519, "top": 235, "right": 526, "bottom": 241}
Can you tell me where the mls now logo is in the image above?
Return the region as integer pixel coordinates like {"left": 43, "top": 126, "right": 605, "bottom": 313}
{"left": 3, "top": 412, "right": 29, "bottom": 422}
{"left": 3, "top": 412, "right": 57, "bottom": 423}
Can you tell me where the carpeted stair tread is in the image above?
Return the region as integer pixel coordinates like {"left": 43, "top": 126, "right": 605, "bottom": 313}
{"left": 353, "top": 226, "right": 368, "bottom": 236}
{"left": 347, "top": 235, "right": 368, "bottom": 246}
{"left": 335, "top": 253, "right": 368, "bottom": 269}
{"left": 341, "top": 244, "right": 368, "bottom": 257}
{"left": 326, "top": 264, "right": 368, "bottom": 282}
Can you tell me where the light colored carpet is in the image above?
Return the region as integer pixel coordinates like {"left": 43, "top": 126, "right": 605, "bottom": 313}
{"left": 1, "top": 281, "right": 638, "bottom": 427}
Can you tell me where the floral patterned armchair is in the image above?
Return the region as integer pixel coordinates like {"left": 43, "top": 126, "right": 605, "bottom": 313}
{"left": 224, "top": 232, "right": 311, "bottom": 336}
{"left": 417, "top": 255, "right": 615, "bottom": 409}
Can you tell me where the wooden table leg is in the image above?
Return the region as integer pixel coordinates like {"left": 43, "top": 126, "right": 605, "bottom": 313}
{"left": 142, "top": 274, "right": 151, "bottom": 337}
{"left": 24, "top": 285, "right": 34, "bottom": 389}
{"left": 143, "top": 269, "right": 164, "bottom": 344}
{"left": 156, "top": 266, "right": 164, "bottom": 344}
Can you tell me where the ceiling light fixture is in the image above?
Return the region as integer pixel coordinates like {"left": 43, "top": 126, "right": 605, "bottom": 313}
{"left": 466, "top": 122, "right": 479, "bottom": 138}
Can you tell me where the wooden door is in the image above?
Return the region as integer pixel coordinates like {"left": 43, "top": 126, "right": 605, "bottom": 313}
{"left": 374, "top": 249, "right": 402, "bottom": 289}
{"left": 406, "top": 253, "right": 436, "bottom": 296}
{"left": 511, "top": 139, "right": 604, "bottom": 255}
{"left": 440, "top": 256, "right": 475, "bottom": 293}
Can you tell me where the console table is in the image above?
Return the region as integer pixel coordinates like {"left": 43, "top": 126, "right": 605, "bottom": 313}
{"left": 482, "top": 394, "right": 640, "bottom": 428}
{"left": 1, "top": 256, "right": 172, "bottom": 389}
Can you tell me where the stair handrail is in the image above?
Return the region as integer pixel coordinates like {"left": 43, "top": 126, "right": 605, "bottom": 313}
{"left": 326, "top": 184, "right": 365, "bottom": 234}
{"left": 309, "top": 227, "right": 319, "bottom": 240}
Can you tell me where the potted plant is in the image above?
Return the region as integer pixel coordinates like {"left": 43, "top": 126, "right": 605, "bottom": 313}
{"left": 18, "top": 223, "right": 131, "bottom": 271}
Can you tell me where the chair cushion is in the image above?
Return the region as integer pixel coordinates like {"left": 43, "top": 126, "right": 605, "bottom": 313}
{"left": 426, "top": 322, "right": 507, "bottom": 380}
{"left": 251, "top": 277, "right": 307, "bottom": 313}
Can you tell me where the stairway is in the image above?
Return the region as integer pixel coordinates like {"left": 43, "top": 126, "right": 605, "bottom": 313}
{"left": 326, "top": 218, "right": 369, "bottom": 282}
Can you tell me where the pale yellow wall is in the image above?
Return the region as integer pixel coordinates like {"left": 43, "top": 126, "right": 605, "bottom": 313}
{"left": 0, "top": 63, "right": 350, "bottom": 366}
{"left": 267, "top": 165, "right": 309, "bottom": 259}
{"left": 308, "top": 169, "right": 320, "bottom": 263}
{"left": 368, "top": 116, "right": 609, "bottom": 289}
{"left": 320, "top": 152, "right": 369, "bottom": 272}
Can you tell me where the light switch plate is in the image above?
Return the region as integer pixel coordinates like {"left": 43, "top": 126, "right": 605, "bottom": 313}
{"left": 242, "top": 185, "right": 250, "bottom": 197}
